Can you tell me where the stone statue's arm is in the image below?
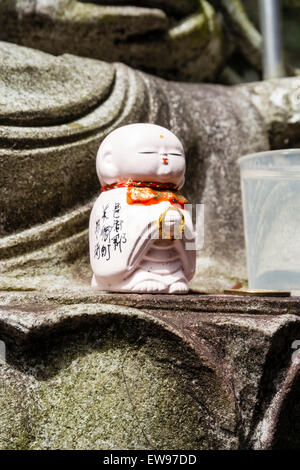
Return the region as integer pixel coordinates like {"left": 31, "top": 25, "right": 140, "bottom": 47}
{"left": 244, "top": 77, "right": 300, "bottom": 149}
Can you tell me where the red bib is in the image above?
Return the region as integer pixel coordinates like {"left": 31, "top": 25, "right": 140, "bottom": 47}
{"left": 101, "top": 181, "right": 188, "bottom": 207}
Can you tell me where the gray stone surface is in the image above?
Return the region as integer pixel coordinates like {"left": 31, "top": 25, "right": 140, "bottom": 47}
{"left": 0, "top": 291, "right": 299, "bottom": 449}
{"left": 0, "top": 3, "right": 299, "bottom": 452}
{"left": 1, "top": 41, "right": 299, "bottom": 292}
{"left": 2, "top": 1, "right": 300, "bottom": 83}
{"left": 246, "top": 77, "right": 300, "bottom": 149}
{"left": 0, "top": 0, "right": 224, "bottom": 82}
{"left": 0, "top": 41, "right": 114, "bottom": 125}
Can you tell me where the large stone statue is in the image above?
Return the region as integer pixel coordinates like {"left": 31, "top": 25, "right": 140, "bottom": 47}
{"left": 0, "top": 40, "right": 299, "bottom": 292}
{"left": 0, "top": 0, "right": 225, "bottom": 82}
{"left": 0, "top": 14, "right": 299, "bottom": 450}
{"left": 1, "top": 1, "right": 300, "bottom": 83}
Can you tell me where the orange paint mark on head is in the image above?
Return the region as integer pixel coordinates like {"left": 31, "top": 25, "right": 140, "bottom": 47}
{"left": 160, "top": 134, "right": 164, "bottom": 139}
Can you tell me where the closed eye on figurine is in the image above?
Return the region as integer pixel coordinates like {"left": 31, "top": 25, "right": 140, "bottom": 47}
{"left": 168, "top": 153, "right": 182, "bottom": 156}
{"left": 138, "top": 151, "right": 156, "bottom": 154}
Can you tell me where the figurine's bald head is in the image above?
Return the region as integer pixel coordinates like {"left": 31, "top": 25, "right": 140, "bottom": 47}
{"left": 97, "top": 123, "right": 186, "bottom": 187}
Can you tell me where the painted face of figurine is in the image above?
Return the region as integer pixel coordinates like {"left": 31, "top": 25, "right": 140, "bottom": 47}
{"left": 97, "top": 123, "right": 186, "bottom": 188}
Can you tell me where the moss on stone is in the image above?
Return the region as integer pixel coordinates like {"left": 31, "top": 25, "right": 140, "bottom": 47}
{"left": 29, "top": 331, "right": 212, "bottom": 449}
{"left": 168, "top": 0, "right": 217, "bottom": 49}
{"left": 0, "top": 316, "right": 237, "bottom": 450}
{"left": 0, "top": 364, "right": 35, "bottom": 450}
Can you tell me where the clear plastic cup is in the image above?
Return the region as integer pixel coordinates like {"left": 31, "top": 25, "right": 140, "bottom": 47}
{"left": 238, "top": 149, "right": 300, "bottom": 293}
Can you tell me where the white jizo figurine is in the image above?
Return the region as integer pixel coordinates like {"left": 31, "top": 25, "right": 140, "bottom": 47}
{"left": 89, "top": 123, "right": 196, "bottom": 293}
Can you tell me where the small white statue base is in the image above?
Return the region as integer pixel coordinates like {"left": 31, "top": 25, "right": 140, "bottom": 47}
{"left": 89, "top": 123, "right": 196, "bottom": 293}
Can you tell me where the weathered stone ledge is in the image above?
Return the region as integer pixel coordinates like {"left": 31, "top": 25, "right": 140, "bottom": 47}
{"left": 0, "top": 291, "right": 299, "bottom": 449}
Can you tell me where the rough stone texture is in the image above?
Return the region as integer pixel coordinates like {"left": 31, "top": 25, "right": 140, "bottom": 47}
{"left": 0, "top": 291, "right": 299, "bottom": 449}
{"left": 0, "top": 4, "right": 299, "bottom": 452}
{"left": 0, "top": 42, "right": 115, "bottom": 126}
{"left": 246, "top": 77, "right": 300, "bottom": 149}
{"left": 0, "top": 42, "right": 149, "bottom": 236}
{"left": 2, "top": 1, "right": 300, "bottom": 83}
{"left": 0, "top": 0, "right": 225, "bottom": 82}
